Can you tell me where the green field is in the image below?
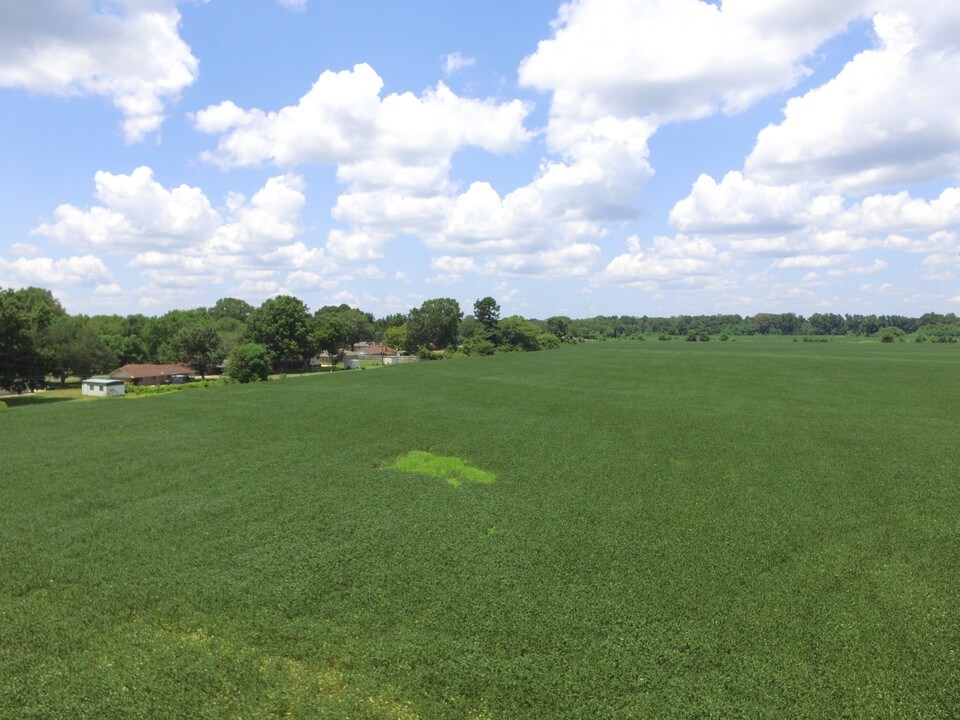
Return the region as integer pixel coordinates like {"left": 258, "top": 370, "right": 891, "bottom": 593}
{"left": 2, "top": 340, "right": 959, "bottom": 718}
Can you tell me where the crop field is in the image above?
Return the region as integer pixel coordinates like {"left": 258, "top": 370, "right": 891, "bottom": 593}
{"left": 1, "top": 340, "right": 959, "bottom": 719}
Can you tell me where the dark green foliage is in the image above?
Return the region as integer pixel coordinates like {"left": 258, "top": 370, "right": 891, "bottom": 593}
{"left": 210, "top": 297, "right": 254, "bottom": 322}
{"left": 9, "top": 286, "right": 66, "bottom": 334}
{"left": 43, "top": 314, "right": 118, "bottom": 383}
{"left": 175, "top": 322, "right": 225, "bottom": 378}
{"left": 497, "top": 315, "right": 541, "bottom": 351}
{"left": 142, "top": 309, "right": 208, "bottom": 363}
{"left": 381, "top": 323, "right": 407, "bottom": 352}
{"left": 0, "top": 287, "right": 57, "bottom": 391}
{"left": 93, "top": 314, "right": 149, "bottom": 365}
{"left": 406, "top": 298, "right": 462, "bottom": 351}
{"left": 247, "top": 295, "right": 313, "bottom": 370}
{"left": 536, "top": 331, "right": 561, "bottom": 350}
{"left": 373, "top": 312, "right": 407, "bottom": 343}
{"left": 311, "top": 312, "right": 350, "bottom": 369}
{"left": 226, "top": 342, "right": 271, "bottom": 383}
{"left": 473, "top": 296, "right": 501, "bottom": 332}
{"left": 416, "top": 345, "right": 439, "bottom": 360}
{"left": 317, "top": 304, "right": 374, "bottom": 349}
{"left": 565, "top": 311, "right": 957, "bottom": 339}
{"left": 460, "top": 336, "right": 496, "bottom": 356}
{"left": 545, "top": 315, "right": 571, "bottom": 341}
{"left": 878, "top": 326, "right": 904, "bottom": 343}
{"left": 2, "top": 341, "right": 960, "bottom": 717}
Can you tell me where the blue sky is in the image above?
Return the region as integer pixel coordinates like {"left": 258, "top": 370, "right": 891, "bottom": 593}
{"left": 1, "top": 0, "right": 958, "bottom": 319}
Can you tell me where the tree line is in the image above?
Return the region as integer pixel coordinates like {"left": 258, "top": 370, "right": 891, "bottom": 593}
{"left": 563, "top": 311, "right": 960, "bottom": 342}
{"left": 2, "top": 285, "right": 958, "bottom": 390}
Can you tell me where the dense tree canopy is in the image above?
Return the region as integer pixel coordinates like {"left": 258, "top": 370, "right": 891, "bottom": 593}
{"left": 44, "top": 315, "right": 117, "bottom": 384}
{"left": 316, "top": 304, "right": 373, "bottom": 350}
{"left": 406, "top": 298, "right": 463, "bottom": 351}
{"left": 311, "top": 312, "right": 350, "bottom": 370}
{"left": 210, "top": 297, "right": 254, "bottom": 323}
{"left": 0, "top": 289, "right": 43, "bottom": 391}
{"left": 247, "top": 295, "right": 313, "bottom": 369}
{"left": 498, "top": 315, "right": 542, "bottom": 352}
{"left": 374, "top": 313, "right": 407, "bottom": 342}
{"left": 226, "top": 343, "right": 271, "bottom": 383}
{"left": 176, "top": 323, "right": 225, "bottom": 379}
{"left": 474, "top": 297, "right": 500, "bottom": 332}
{"left": 545, "top": 316, "right": 571, "bottom": 341}
{"left": 382, "top": 324, "right": 407, "bottom": 352}
{"left": 0, "top": 287, "right": 69, "bottom": 391}
{"left": 143, "top": 309, "right": 207, "bottom": 363}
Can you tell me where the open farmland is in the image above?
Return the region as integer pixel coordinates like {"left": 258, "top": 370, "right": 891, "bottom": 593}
{"left": 1, "top": 340, "right": 959, "bottom": 719}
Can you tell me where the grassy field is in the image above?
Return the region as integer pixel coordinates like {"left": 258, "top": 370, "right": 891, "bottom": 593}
{"left": 1, "top": 340, "right": 959, "bottom": 718}
{"left": 0, "top": 384, "right": 85, "bottom": 409}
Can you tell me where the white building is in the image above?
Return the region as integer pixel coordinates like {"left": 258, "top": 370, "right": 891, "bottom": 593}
{"left": 81, "top": 378, "right": 126, "bottom": 397}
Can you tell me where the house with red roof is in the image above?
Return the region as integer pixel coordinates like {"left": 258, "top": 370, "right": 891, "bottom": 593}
{"left": 109, "top": 363, "right": 195, "bottom": 386}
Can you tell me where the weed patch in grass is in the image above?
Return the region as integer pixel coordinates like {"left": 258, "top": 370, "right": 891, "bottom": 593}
{"left": 388, "top": 450, "right": 495, "bottom": 487}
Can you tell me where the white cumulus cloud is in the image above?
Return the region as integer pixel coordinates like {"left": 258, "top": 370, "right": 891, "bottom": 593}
{"left": 0, "top": 254, "right": 111, "bottom": 285}
{"left": 745, "top": 4, "right": 960, "bottom": 192}
{"left": 518, "top": 0, "right": 869, "bottom": 125}
{"left": 194, "top": 64, "right": 532, "bottom": 172}
{"left": 30, "top": 167, "right": 348, "bottom": 303}
{"left": 600, "top": 234, "right": 727, "bottom": 286}
{"left": 0, "top": 0, "right": 199, "bottom": 142}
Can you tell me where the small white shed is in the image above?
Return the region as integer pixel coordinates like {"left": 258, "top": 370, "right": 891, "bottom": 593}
{"left": 81, "top": 378, "right": 126, "bottom": 397}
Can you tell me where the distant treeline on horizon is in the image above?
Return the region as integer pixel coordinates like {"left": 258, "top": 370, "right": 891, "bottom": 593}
{"left": 3, "top": 285, "right": 958, "bottom": 392}
{"left": 562, "top": 311, "right": 959, "bottom": 339}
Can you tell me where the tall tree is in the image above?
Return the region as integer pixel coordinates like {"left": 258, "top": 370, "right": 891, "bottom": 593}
{"left": 311, "top": 312, "right": 350, "bottom": 370}
{"left": 382, "top": 323, "right": 407, "bottom": 352}
{"left": 545, "top": 316, "right": 571, "bottom": 342}
{"left": 142, "top": 309, "right": 207, "bottom": 362}
{"left": 0, "top": 287, "right": 63, "bottom": 391}
{"left": 13, "top": 286, "right": 66, "bottom": 336}
{"left": 316, "top": 304, "right": 373, "bottom": 349}
{"left": 43, "top": 315, "right": 117, "bottom": 384}
{"left": 0, "top": 289, "right": 42, "bottom": 391}
{"left": 247, "top": 295, "right": 313, "bottom": 370}
{"left": 210, "top": 297, "right": 254, "bottom": 323}
{"left": 176, "top": 323, "right": 225, "bottom": 379}
{"left": 406, "top": 298, "right": 463, "bottom": 351}
{"left": 474, "top": 297, "right": 501, "bottom": 332}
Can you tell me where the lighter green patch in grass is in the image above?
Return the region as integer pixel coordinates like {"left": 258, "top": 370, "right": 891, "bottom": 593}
{"left": 390, "top": 450, "right": 495, "bottom": 487}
